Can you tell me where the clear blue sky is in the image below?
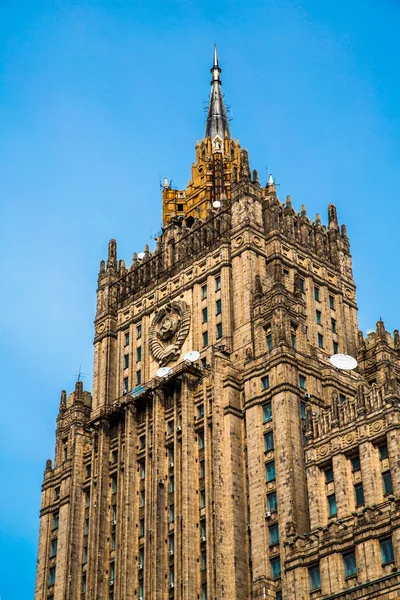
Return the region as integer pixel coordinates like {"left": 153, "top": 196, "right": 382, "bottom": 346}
{"left": 1, "top": 1, "right": 399, "bottom": 597}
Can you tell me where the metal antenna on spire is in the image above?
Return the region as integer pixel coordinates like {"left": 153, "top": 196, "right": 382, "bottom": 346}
{"left": 73, "top": 366, "right": 88, "bottom": 382}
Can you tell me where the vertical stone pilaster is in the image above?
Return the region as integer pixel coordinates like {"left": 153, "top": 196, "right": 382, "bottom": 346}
{"left": 121, "top": 405, "right": 137, "bottom": 600}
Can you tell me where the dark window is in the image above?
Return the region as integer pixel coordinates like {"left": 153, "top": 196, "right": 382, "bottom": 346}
{"left": 123, "top": 377, "right": 129, "bottom": 391}
{"left": 300, "top": 401, "right": 306, "bottom": 420}
{"left": 383, "top": 471, "right": 393, "bottom": 495}
{"left": 276, "top": 592, "right": 282, "bottom": 600}
{"left": 167, "top": 420, "right": 174, "bottom": 434}
{"left": 216, "top": 323, "right": 223, "bottom": 339}
{"left": 52, "top": 512, "right": 59, "bottom": 530}
{"left": 327, "top": 493, "right": 337, "bottom": 517}
{"left": 169, "top": 504, "right": 174, "bottom": 523}
{"left": 339, "top": 394, "right": 346, "bottom": 404}
{"left": 140, "top": 489, "right": 145, "bottom": 505}
{"left": 49, "top": 566, "right": 56, "bottom": 586}
{"left": 267, "top": 491, "right": 277, "bottom": 512}
{"left": 379, "top": 443, "right": 389, "bottom": 459}
{"left": 264, "top": 431, "right": 274, "bottom": 452}
{"left": 140, "top": 518, "right": 145, "bottom": 536}
{"left": 202, "top": 583, "right": 207, "bottom": 600}
{"left": 266, "top": 333, "right": 272, "bottom": 351}
{"left": 380, "top": 537, "right": 395, "bottom": 564}
{"left": 329, "top": 295, "right": 335, "bottom": 309}
{"left": 200, "top": 460, "right": 205, "bottom": 478}
{"left": 83, "top": 546, "right": 88, "bottom": 563}
{"left": 85, "top": 491, "right": 90, "bottom": 507}
{"left": 354, "top": 483, "right": 364, "bottom": 507}
{"left": 201, "top": 357, "right": 207, "bottom": 368}
{"left": 270, "top": 556, "right": 281, "bottom": 578}
{"left": 215, "top": 276, "right": 221, "bottom": 291}
{"left": 54, "top": 487, "right": 60, "bottom": 500}
{"left": 201, "top": 285, "right": 207, "bottom": 300}
{"left": 112, "top": 476, "right": 117, "bottom": 494}
{"left": 269, "top": 523, "right": 279, "bottom": 545}
{"left": 124, "top": 332, "right": 130, "bottom": 346}
{"left": 203, "top": 331, "right": 208, "bottom": 347}
{"left": 299, "top": 278, "right": 305, "bottom": 293}
{"left": 139, "top": 435, "right": 146, "bottom": 449}
{"left": 261, "top": 375, "right": 269, "bottom": 390}
{"left": 197, "top": 404, "right": 204, "bottom": 418}
{"left": 324, "top": 466, "right": 334, "bottom": 483}
{"left": 299, "top": 375, "right": 306, "bottom": 389}
{"left": 266, "top": 461, "right": 276, "bottom": 482}
{"left": 316, "top": 310, "right": 322, "bottom": 325}
{"left": 137, "top": 324, "right": 142, "bottom": 339}
{"left": 201, "top": 550, "right": 207, "bottom": 570}
{"left": 50, "top": 539, "right": 57, "bottom": 558}
{"left": 85, "top": 517, "right": 89, "bottom": 535}
{"left": 351, "top": 455, "right": 360, "bottom": 471}
{"left": 200, "top": 489, "right": 206, "bottom": 507}
{"left": 199, "top": 431, "right": 205, "bottom": 449}
{"left": 136, "top": 370, "right": 141, "bottom": 385}
{"left": 137, "top": 347, "right": 142, "bottom": 362}
{"left": 124, "top": 354, "right": 129, "bottom": 369}
{"left": 333, "top": 341, "right": 339, "bottom": 354}
{"left": 200, "top": 519, "right": 206, "bottom": 538}
{"left": 82, "top": 574, "right": 87, "bottom": 593}
{"left": 216, "top": 299, "right": 222, "bottom": 315}
{"left": 309, "top": 564, "right": 321, "bottom": 591}
{"left": 331, "top": 318, "right": 337, "bottom": 333}
{"left": 314, "top": 287, "right": 320, "bottom": 301}
{"left": 318, "top": 333, "right": 324, "bottom": 348}
{"left": 291, "top": 333, "right": 296, "bottom": 350}
{"left": 111, "top": 449, "right": 118, "bottom": 464}
{"left": 177, "top": 203, "right": 184, "bottom": 211}
{"left": 263, "top": 402, "right": 272, "bottom": 422}
{"left": 343, "top": 551, "right": 357, "bottom": 577}
{"left": 202, "top": 307, "right": 208, "bottom": 323}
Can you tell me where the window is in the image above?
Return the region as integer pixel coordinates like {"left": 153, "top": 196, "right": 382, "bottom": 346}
{"left": 203, "top": 331, "right": 209, "bottom": 347}
{"left": 140, "top": 489, "right": 145, "bottom": 506}
{"left": 49, "top": 566, "right": 56, "bottom": 586}
{"left": 168, "top": 448, "right": 174, "bottom": 467}
{"left": 215, "top": 276, "right": 221, "bottom": 291}
{"left": 83, "top": 546, "right": 88, "bottom": 563}
{"left": 139, "top": 580, "right": 144, "bottom": 598}
{"left": 333, "top": 342, "right": 339, "bottom": 354}
{"left": 111, "top": 449, "right": 118, "bottom": 464}
{"left": 324, "top": 466, "right": 334, "bottom": 483}
{"left": 299, "top": 278, "right": 305, "bottom": 293}
{"left": 314, "top": 287, "right": 320, "bottom": 301}
{"left": 177, "top": 203, "right": 183, "bottom": 211}
{"left": 270, "top": 556, "right": 281, "bottom": 578}
{"left": 299, "top": 375, "right": 306, "bottom": 389}
{"left": 82, "top": 574, "right": 87, "bottom": 593}
{"left": 112, "top": 476, "right": 117, "bottom": 494}
{"left": 52, "top": 512, "right": 59, "bottom": 530}
{"left": 202, "top": 583, "right": 207, "bottom": 600}
{"left": 63, "top": 440, "right": 68, "bottom": 461}
{"left": 85, "top": 491, "right": 90, "bottom": 507}
{"left": 339, "top": 394, "right": 346, "bottom": 404}
{"left": 54, "top": 487, "right": 60, "bottom": 501}
{"left": 216, "top": 299, "right": 222, "bottom": 315}
{"left": 318, "top": 333, "right": 324, "bottom": 348}
{"left": 351, "top": 455, "right": 361, "bottom": 472}
{"left": 199, "top": 431, "right": 204, "bottom": 449}
{"left": 169, "top": 566, "right": 174, "bottom": 586}
{"left": 139, "top": 518, "right": 145, "bottom": 536}
{"left": 331, "top": 318, "right": 337, "bottom": 333}
{"left": 202, "top": 307, "right": 208, "bottom": 323}
{"left": 201, "top": 285, "right": 207, "bottom": 300}
{"left": 50, "top": 539, "right": 57, "bottom": 558}
{"left": 110, "top": 591, "right": 114, "bottom": 600}
{"left": 197, "top": 404, "right": 204, "bottom": 418}
{"left": 383, "top": 471, "right": 393, "bottom": 495}
{"left": 300, "top": 401, "right": 306, "bottom": 420}
{"left": 137, "top": 347, "right": 142, "bottom": 362}
{"left": 201, "top": 357, "right": 207, "bottom": 368}
{"left": 139, "top": 435, "right": 145, "bottom": 449}
{"left": 343, "top": 551, "right": 357, "bottom": 577}
{"left": 316, "top": 310, "right": 322, "bottom": 325}
{"left": 169, "top": 535, "right": 174, "bottom": 554}
{"left": 266, "top": 461, "right": 276, "bottom": 482}
{"left": 309, "top": 564, "right": 321, "bottom": 591}
{"left": 261, "top": 375, "right": 269, "bottom": 390}
{"left": 140, "top": 462, "right": 145, "bottom": 479}
{"left": 137, "top": 324, "right": 142, "bottom": 339}
{"left": 264, "top": 431, "right": 274, "bottom": 452}
{"left": 201, "top": 550, "right": 207, "bottom": 570}
{"left": 269, "top": 523, "right": 279, "bottom": 545}
{"left": 124, "top": 332, "right": 130, "bottom": 346}
{"left": 112, "top": 505, "right": 117, "bottom": 521}
{"left": 379, "top": 443, "right": 389, "bottom": 459}
{"left": 380, "top": 537, "right": 395, "bottom": 564}
{"left": 276, "top": 592, "right": 282, "bottom": 600}
{"left": 169, "top": 504, "right": 174, "bottom": 523}
{"left": 85, "top": 517, "right": 89, "bottom": 535}
{"left": 216, "top": 323, "right": 223, "bottom": 339}
{"left": 329, "top": 295, "right": 335, "bottom": 309}
{"left": 327, "top": 493, "right": 337, "bottom": 517}
{"left": 139, "top": 547, "right": 144, "bottom": 568}
{"left": 263, "top": 402, "right": 272, "bottom": 422}
{"left": 86, "top": 463, "right": 92, "bottom": 478}
{"left": 123, "top": 377, "right": 129, "bottom": 391}
{"left": 200, "top": 489, "right": 206, "bottom": 508}
{"left": 124, "top": 354, "right": 129, "bottom": 369}
{"left": 266, "top": 333, "right": 272, "bottom": 351}
{"left": 267, "top": 491, "right": 277, "bottom": 512}
{"left": 200, "top": 460, "right": 205, "bottom": 478}
{"left": 110, "top": 562, "right": 115, "bottom": 582}
{"left": 136, "top": 370, "right": 141, "bottom": 385}
{"left": 291, "top": 333, "right": 296, "bottom": 350}
{"left": 167, "top": 420, "right": 174, "bottom": 434}
{"left": 111, "top": 532, "right": 116, "bottom": 550}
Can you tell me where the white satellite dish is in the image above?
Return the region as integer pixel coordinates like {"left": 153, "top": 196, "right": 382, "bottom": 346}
{"left": 329, "top": 354, "right": 358, "bottom": 370}
{"left": 137, "top": 252, "right": 145, "bottom": 259}
{"left": 184, "top": 350, "right": 200, "bottom": 362}
{"left": 212, "top": 199, "right": 221, "bottom": 208}
{"left": 156, "top": 367, "right": 172, "bottom": 378}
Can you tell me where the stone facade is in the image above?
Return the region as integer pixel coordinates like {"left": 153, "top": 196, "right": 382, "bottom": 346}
{"left": 35, "top": 53, "right": 400, "bottom": 600}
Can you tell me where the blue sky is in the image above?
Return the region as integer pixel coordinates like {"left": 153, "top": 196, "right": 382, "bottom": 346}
{"left": 1, "top": 0, "right": 399, "bottom": 597}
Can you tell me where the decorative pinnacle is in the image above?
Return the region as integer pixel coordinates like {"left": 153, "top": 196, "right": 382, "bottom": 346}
{"left": 213, "top": 44, "right": 219, "bottom": 68}
{"left": 205, "top": 46, "right": 231, "bottom": 141}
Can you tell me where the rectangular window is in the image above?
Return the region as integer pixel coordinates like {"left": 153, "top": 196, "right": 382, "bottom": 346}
{"left": 201, "top": 357, "right": 207, "bottom": 368}
{"left": 202, "top": 583, "right": 207, "bottom": 600}
{"left": 82, "top": 574, "right": 87, "bottom": 593}
{"left": 266, "top": 461, "right": 276, "bottom": 482}
{"left": 124, "top": 332, "right": 130, "bottom": 347}
{"left": 328, "top": 493, "right": 337, "bottom": 517}
{"left": 112, "top": 476, "right": 117, "bottom": 494}
{"left": 309, "top": 564, "right": 321, "bottom": 591}
{"left": 339, "top": 394, "right": 346, "bottom": 404}
{"left": 50, "top": 539, "right": 58, "bottom": 558}
{"left": 52, "top": 512, "right": 59, "bottom": 530}
{"left": 139, "top": 580, "right": 144, "bottom": 598}
{"left": 140, "top": 462, "right": 145, "bottom": 479}
{"left": 49, "top": 566, "right": 56, "bottom": 586}
{"left": 111, "top": 532, "right": 116, "bottom": 550}
{"left": 200, "top": 519, "right": 206, "bottom": 538}
{"left": 216, "top": 323, "right": 223, "bottom": 339}
{"left": 136, "top": 370, "right": 141, "bottom": 385}
{"left": 380, "top": 537, "right": 395, "bottom": 564}
{"left": 203, "top": 331, "right": 208, "bottom": 347}
{"left": 85, "top": 517, "right": 89, "bottom": 535}
{"left": 318, "top": 333, "right": 324, "bottom": 348}
{"left": 140, "top": 489, "right": 145, "bottom": 506}
{"left": 199, "top": 431, "right": 205, "bottom": 450}
{"left": 216, "top": 299, "right": 222, "bottom": 315}
{"left": 270, "top": 556, "right": 281, "bottom": 578}
{"left": 201, "top": 285, "right": 207, "bottom": 300}
{"left": 299, "top": 375, "right": 306, "bottom": 389}
{"left": 200, "top": 489, "right": 206, "bottom": 508}
{"left": 261, "top": 375, "right": 269, "bottom": 390}
{"left": 167, "top": 420, "right": 174, "bottom": 434}
{"left": 331, "top": 318, "right": 337, "bottom": 333}
{"left": 266, "top": 333, "right": 272, "bottom": 351}
{"left": 136, "top": 324, "right": 142, "bottom": 339}
{"left": 329, "top": 295, "right": 335, "bottom": 309}
{"left": 123, "top": 377, "right": 129, "bottom": 391}
{"left": 383, "top": 471, "right": 393, "bottom": 495}
{"left": 86, "top": 464, "right": 92, "bottom": 478}
{"left": 215, "top": 276, "right": 221, "bottom": 291}
{"left": 137, "top": 347, "right": 142, "bottom": 362}
{"left": 269, "top": 523, "right": 279, "bottom": 545}
{"left": 263, "top": 402, "right": 272, "bottom": 422}
{"left": 299, "top": 278, "right": 305, "bottom": 293}
{"left": 139, "top": 547, "right": 144, "bottom": 568}
{"left": 124, "top": 354, "right": 129, "bottom": 369}
{"left": 267, "top": 491, "right": 277, "bottom": 512}
{"left": 169, "top": 504, "right": 174, "bottom": 523}
{"left": 324, "top": 466, "right": 334, "bottom": 483}
{"left": 291, "top": 333, "right": 296, "bottom": 350}
{"left": 140, "top": 518, "right": 145, "bottom": 537}
{"left": 139, "top": 435, "right": 146, "bottom": 449}
{"left": 300, "top": 401, "right": 306, "bottom": 420}
{"left": 112, "top": 505, "right": 117, "bottom": 521}
{"left": 202, "top": 307, "right": 208, "bottom": 323}
{"left": 379, "top": 443, "right": 389, "bottom": 459}
{"left": 83, "top": 546, "right": 88, "bottom": 563}
{"left": 343, "top": 551, "right": 357, "bottom": 577}
{"left": 111, "top": 449, "right": 118, "bottom": 464}
{"left": 333, "top": 342, "right": 339, "bottom": 354}
{"left": 169, "top": 535, "right": 174, "bottom": 554}
{"left": 85, "top": 491, "right": 90, "bottom": 507}
{"left": 110, "top": 562, "right": 115, "bottom": 582}
{"left": 314, "top": 287, "right": 320, "bottom": 301}
{"left": 200, "top": 460, "right": 205, "bottom": 478}
{"left": 276, "top": 592, "right": 282, "bottom": 600}
{"left": 168, "top": 448, "right": 174, "bottom": 467}
{"left": 54, "top": 487, "right": 60, "bottom": 500}
{"left": 201, "top": 550, "right": 207, "bottom": 571}
{"left": 316, "top": 310, "right": 322, "bottom": 325}
{"left": 197, "top": 404, "right": 204, "bottom": 418}
{"left": 264, "top": 431, "right": 274, "bottom": 452}
{"left": 351, "top": 455, "right": 361, "bottom": 472}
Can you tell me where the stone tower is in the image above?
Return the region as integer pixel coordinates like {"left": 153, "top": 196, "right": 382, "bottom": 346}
{"left": 35, "top": 49, "right": 400, "bottom": 600}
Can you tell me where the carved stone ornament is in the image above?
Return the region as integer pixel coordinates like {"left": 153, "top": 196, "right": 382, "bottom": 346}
{"left": 149, "top": 300, "right": 191, "bottom": 366}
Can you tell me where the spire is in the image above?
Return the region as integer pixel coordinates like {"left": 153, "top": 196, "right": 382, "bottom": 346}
{"left": 205, "top": 46, "right": 231, "bottom": 142}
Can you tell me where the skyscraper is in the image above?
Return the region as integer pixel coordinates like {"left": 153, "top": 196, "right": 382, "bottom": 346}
{"left": 35, "top": 49, "right": 400, "bottom": 600}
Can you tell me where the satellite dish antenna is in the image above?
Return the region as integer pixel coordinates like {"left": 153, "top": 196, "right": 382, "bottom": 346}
{"left": 156, "top": 366, "right": 172, "bottom": 378}
{"left": 213, "top": 199, "right": 221, "bottom": 208}
{"left": 137, "top": 252, "right": 145, "bottom": 260}
{"left": 184, "top": 350, "right": 200, "bottom": 362}
{"left": 329, "top": 354, "right": 358, "bottom": 370}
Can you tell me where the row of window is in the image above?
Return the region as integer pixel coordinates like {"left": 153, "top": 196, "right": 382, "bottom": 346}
{"left": 201, "top": 277, "right": 221, "bottom": 299}
{"left": 124, "top": 324, "right": 142, "bottom": 347}
{"left": 124, "top": 347, "right": 142, "bottom": 369}
{"left": 202, "top": 299, "right": 222, "bottom": 323}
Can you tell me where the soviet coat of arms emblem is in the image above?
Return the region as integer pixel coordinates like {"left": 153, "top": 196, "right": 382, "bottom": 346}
{"left": 149, "top": 300, "right": 191, "bottom": 366}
